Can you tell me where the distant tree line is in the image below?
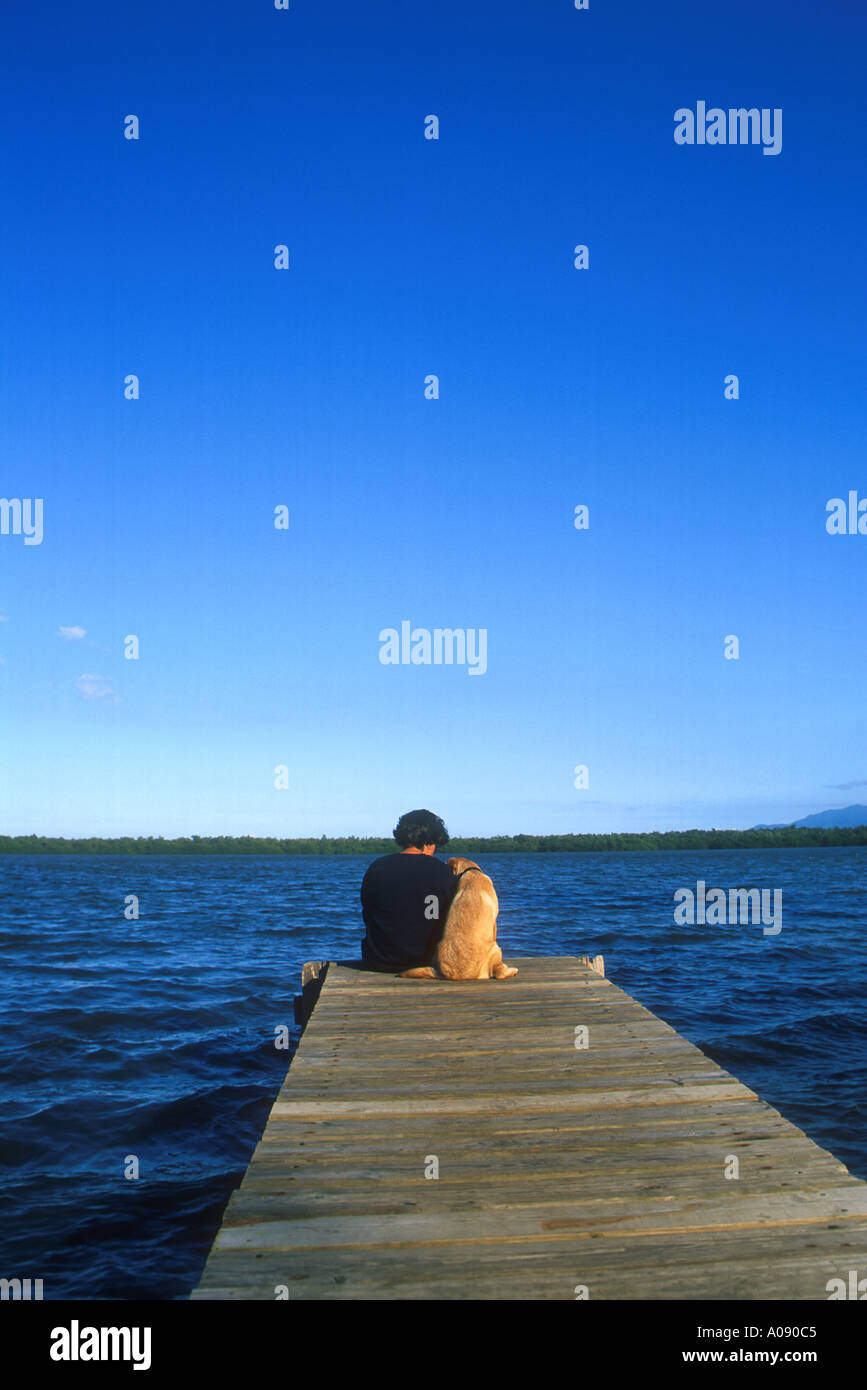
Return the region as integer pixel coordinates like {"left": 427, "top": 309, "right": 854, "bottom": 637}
{"left": 1, "top": 827, "right": 866, "bottom": 855}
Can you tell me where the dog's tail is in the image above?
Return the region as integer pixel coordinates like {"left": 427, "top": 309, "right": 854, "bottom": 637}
{"left": 399, "top": 966, "right": 437, "bottom": 979}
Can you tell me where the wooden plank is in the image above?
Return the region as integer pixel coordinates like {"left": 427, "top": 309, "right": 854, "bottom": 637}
{"left": 191, "top": 957, "right": 867, "bottom": 1300}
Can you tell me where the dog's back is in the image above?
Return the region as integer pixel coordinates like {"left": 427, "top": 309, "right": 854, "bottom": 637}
{"left": 435, "top": 859, "right": 499, "bottom": 978}
{"left": 400, "top": 857, "right": 517, "bottom": 981}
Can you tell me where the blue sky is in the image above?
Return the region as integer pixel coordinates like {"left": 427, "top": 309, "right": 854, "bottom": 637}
{"left": 1, "top": 0, "right": 866, "bottom": 838}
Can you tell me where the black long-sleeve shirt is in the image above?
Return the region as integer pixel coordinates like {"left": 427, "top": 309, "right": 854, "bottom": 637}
{"left": 360, "top": 853, "right": 455, "bottom": 971}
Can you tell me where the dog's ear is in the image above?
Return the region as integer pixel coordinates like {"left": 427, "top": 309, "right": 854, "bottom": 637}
{"left": 448, "top": 857, "right": 479, "bottom": 876}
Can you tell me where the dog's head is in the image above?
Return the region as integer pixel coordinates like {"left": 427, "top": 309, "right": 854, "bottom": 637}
{"left": 446, "top": 856, "right": 481, "bottom": 877}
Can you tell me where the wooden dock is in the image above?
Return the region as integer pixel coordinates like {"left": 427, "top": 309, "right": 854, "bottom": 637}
{"left": 191, "top": 956, "right": 867, "bottom": 1300}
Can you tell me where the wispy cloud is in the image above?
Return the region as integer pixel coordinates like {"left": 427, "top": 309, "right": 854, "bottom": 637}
{"left": 827, "top": 780, "right": 867, "bottom": 791}
{"left": 74, "top": 673, "right": 118, "bottom": 703}
{"left": 58, "top": 625, "right": 86, "bottom": 640}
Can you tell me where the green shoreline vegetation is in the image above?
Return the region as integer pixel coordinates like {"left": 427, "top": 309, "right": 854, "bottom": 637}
{"left": 2, "top": 827, "right": 867, "bottom": 855}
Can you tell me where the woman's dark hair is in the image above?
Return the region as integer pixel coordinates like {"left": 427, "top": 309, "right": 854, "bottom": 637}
{"left": 393, "top": 809, "right": 449, "bottom": 849}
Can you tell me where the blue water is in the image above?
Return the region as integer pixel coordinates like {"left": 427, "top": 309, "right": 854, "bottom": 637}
{"left": 0, "top": 849, "right": 864, "bottom": 1299}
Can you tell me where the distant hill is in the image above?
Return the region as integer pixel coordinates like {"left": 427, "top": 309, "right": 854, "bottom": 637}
{"left": 753, "top": 804, "right": 867, "bottom": 830}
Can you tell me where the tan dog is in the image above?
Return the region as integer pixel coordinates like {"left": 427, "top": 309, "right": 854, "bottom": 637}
{"left": 400, "top": 857, "right": 518, "bottom": 981}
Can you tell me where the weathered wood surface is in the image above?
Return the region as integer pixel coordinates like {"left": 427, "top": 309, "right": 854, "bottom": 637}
{"left": 191, "top": 957, "right": 867, "bottom": 1300}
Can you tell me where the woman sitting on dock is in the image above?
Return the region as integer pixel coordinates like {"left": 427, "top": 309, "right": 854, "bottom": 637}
{"left": 358, "top": 809, "right": 456, "bottom": 973}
